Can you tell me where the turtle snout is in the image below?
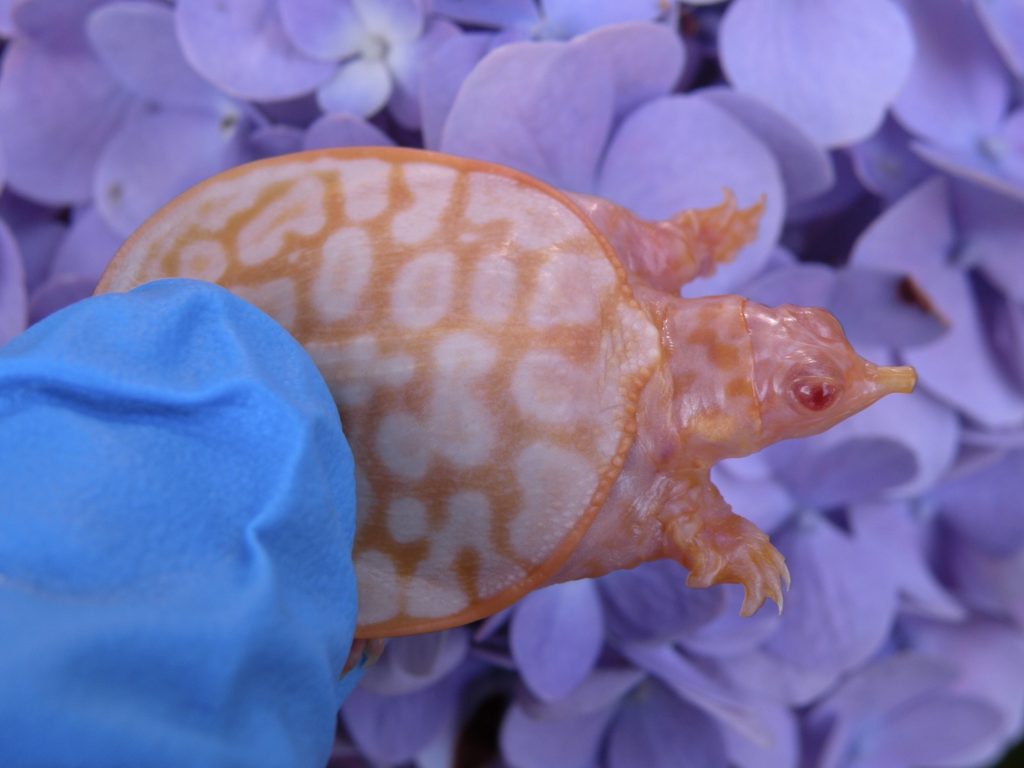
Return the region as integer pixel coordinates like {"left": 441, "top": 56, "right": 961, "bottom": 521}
{"left": 866, "top": 364, "right": 917, "bottom": 396}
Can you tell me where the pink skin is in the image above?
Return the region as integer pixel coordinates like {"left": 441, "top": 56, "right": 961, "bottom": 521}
{"left": 551, "top": 195, "right": 915, "bottom": 615}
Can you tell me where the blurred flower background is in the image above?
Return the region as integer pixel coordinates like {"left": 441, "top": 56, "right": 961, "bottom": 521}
{"left": 2, "top": 0, "right": 1023, "bottom": 766}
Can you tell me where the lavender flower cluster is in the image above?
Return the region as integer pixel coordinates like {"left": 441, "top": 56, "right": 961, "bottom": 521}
{"left": 2, "top": 1, "right": 1023, "bottom": 766}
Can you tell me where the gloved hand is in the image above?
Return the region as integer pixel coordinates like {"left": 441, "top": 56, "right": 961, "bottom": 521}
{"left": 0, "top": 279, "right": 361, "bottom": 768}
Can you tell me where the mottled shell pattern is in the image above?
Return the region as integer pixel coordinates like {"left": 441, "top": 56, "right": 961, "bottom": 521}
{"left": 98, "top": 148, "right": 663, "bottom": 636}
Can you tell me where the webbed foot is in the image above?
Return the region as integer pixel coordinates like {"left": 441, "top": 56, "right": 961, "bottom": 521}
{"left": 661, "top": 189, "right": 765, "bottom": 284}
{"left": 668, "top": 510, "right": 790, "bottom": 617}
{"left": 568, "top": 190, "right": 764, "bottom": 292}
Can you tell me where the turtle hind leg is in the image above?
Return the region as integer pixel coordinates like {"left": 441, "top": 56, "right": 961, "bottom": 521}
{"left": 663, "top": 479, "right": 789, "bottom": 616}
{"left": 568, "top": 190, "right": 764, "bottom": 293}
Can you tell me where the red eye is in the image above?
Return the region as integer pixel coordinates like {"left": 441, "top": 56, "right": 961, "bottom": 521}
{"left": 793, "top": 379, "right": 837, "bottom": 411}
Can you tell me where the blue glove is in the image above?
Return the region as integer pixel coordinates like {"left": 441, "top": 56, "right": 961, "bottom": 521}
{"left": 0, "top": 279, "right": 360, "bottom": 767}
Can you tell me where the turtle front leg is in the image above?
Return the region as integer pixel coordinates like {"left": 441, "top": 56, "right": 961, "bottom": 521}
{"left": 662, "top": 476, "right": 789, "bottom": 616}
{"left": 568, "top": 191, "right": 764, "bottom": 293}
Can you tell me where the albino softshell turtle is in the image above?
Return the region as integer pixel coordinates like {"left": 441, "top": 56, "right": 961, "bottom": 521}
{"left": 97, "top": 147, "right": 916, "bottom": 638}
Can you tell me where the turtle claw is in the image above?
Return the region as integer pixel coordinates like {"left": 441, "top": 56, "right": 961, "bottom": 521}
{"left": 669, "top": 511, "right": 789, "bottom": 617}
{"left": 341, "top": 638, "right": 387, "bottom": 676}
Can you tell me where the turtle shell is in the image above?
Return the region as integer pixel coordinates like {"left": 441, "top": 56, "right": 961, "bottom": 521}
{"left": 98, "top": 147, "right": 663, "bottom": 636}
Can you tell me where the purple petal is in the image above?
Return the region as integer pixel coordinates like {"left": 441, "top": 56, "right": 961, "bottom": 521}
{"left": 851, "top": 175, "right": 952, "bottom": 272}
{"left": 94, "top": 107, "right": 252, "bottom": 237}
{"left": 720, "top": 0, "right": 913, "bottom": 147}
{"left": 257, "top": 93, "right": 321, "bottom": 127}
{"left": 723, "top": 704, "right": 797, "bottom": 768}
{"left": 510, "top": 580, "right": 604, "bottom": 702}
{"left": 679, "top": 585, "right": 782, "bottom": 658}
{"left": 871, "top": 696, "right": 1003, "bottom": 767}
{"left": 278, "top": 0, "right": 364, "bottom": 60}
{"left": 316, "top": 58, "right": 391, "bottom": 117}
{"left": 808, "top": 653, "right": 958, "bottom": 768}
{"left": 303, "top": 113, "right": 394, "bottom": 150}
{"left": 500, "top": 700, "right": 613, "bottom": 768}
{"left": 0, "top": 32, "right": 133, "bottom": 204}
{"left": 341, "top": 671, "right": 462, "bottom": 766}
{"left": 700, "top": 86, "right": 833, "bottom": 204}
{"left": 388, "top": 629, "right": 468, "bottom": 683}
{"left": 829, "top": 267, "right": 948, "bottom": 348}
{"left": 519, "top": 665, "right": 644, "bottom": 720}
{"left": 904, "top": 265, "right": 1024, "bottom": 426}
{"left": 175, "top": 0, "right": 334, "bottom": 101}
{"left": 386, "top": 17, "right": 460, "bottom": 129}
{"left": 936, "top": 449, "right": 1024, "bottom": 556}
{"left": 976, "top": 0, "right": 1024, "bottom": 77}
{"left": 786, "top": 149, "right": 865, "bottom": 223}
{"left": 829, "top": 387, "right": 960, "bottom": 498}
{"left": 955, "top": 181, "right": 1024, "bottom": 303}
{"left": 764, "top": 513, "right": 898, "bottom": 680}
{"left": 0, "top": 196, "right": 66, "bottom": 293}
{"left": 984, "top": 103, "right": 1024, "bottom": 173}
{"left": 709, "top": 648, "right": 838, "bottom": 707}
{"left": 947, "top": 533, "right": 1024, "bottom": 625}
{"left": 742, "top": 262, "right": 836, "bottom": 307}
{"left": 542, "top": 0, "right": 665, "bottom": 39}
{"left": 0, "top": 0, "right": 12, "bottom": 36}
{"left": 0, "top": 219, "right": 27, "bottom": 345}
{"left": 442, "top": 38, "right": 614, "bottom": 193}
{"left": 766, "top": 433, "right": 917, "bottom": 507}
{"left": 849, "top": 117, "right": 933, "bottom": 201}
{"left": 598, "top": 94, "right": 783, "bottom": 297}
{"left": 354, "top": 0, "right": 423, "bottom": 41}
{"left": 620, "top": 642, "right": 774, "bottom": 745}
{"left": 810, "top": 650, "right": 951, "bottom": 717}
{"left": 904, "top": 618, "right": 1024, "bottom": 764}
{"left": 712, "top": 454, "right": 794, "bottom": 534}
{"left": 27, "top": 273, "right": 95, "bottom": 324}
{"left": 432, "top": 0, "right": 539, "bottom": 29}
{"left": 606, "top": 680, "right": 727, "bottom": 768}
{"left": 573, "top": 21, "right": 684, "bottom": 121}
{"left": 87, "top": 2, "right": 222, "bottom": 109}
{"left": 360, "top": 629, "right": 468, "bottom": 696}
{"left": 10, "top": 0, "right": 106, "bottom": 42}
{"left": 984, "top": 294, "right": 1024, "bottom": 393}
{"left": 419, "top": 31, "right": 494, "bottom": 150}
{"left": 911, "top": 112, "right": 1024, "bottom": 204}
{"left": 50, "top": 205, "right": 122, "bottom": 286}
{"left": 598, "top": 560, "right": 723, "bottom": 643}
{"left": 852, "top": 176, "right": 1024, "bottom": 426}
{"left": 245, "top": 123, "right": 305, "bottom": 158}
{"left": 848, "top": 501, "right": 965, "bottom": 621}
{"left": 893, "top": 0, "right": 1012, "bottom": 146}
{"left": 473, "top": 606, "right": 512, "bottom": 641}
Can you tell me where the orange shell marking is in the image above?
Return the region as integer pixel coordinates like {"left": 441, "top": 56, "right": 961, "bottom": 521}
{"left": 98, "top": 148, "right": 662, "bottom": 637}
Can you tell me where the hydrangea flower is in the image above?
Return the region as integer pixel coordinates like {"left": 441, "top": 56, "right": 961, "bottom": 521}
{"left": 0, "top": 0, "right": 133, "bottom": 205}
{"left": 277, "top": 0, "right": 458, "bottom": 125}
{"left": 1, "top": 1, "right": 1023, "bottom": 766}
{"left": 86, "top": 2, "right": 263, "bottom": 237}
{"left": 893, "top": 0, "right": 1024, "bottom": 202}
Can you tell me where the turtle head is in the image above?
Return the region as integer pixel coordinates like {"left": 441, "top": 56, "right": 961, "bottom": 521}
{"left": 743, "top": 301, "right": 916, "bottom": 448}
